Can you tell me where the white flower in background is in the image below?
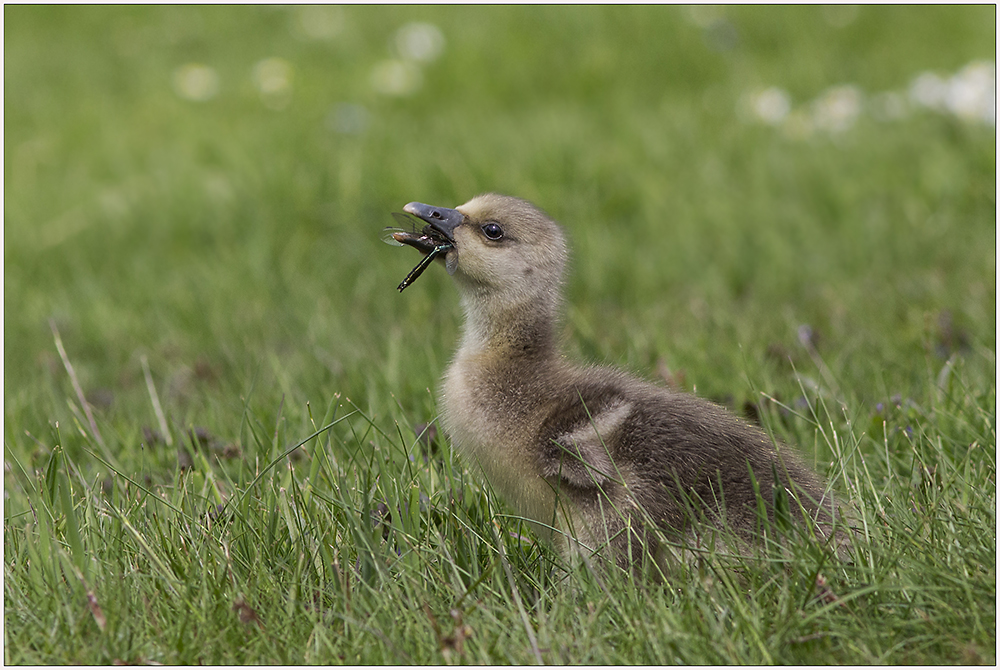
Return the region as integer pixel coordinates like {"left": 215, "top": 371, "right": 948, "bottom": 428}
{"left": 811, "top": 85, "right": 863, "bottom": 133}
{"left": 368, "top": 22, "right": 443, "bottom": 97}
{"left": 395, "top": 22, "right": 445, "bottom": 63}
{"left": 291, "top": 5, "right": 344, "bottom": 41}
{"left": 749, "top": 87, "right": 791, "bottom": 125}
{"left": 909, "top": 71, "right": 949, "bottom": 111}
{"left": 173, "top": 63, "right": 219, "bottom": 102}
{"left": 252, "top": 57, "right": 293, "bottom": 110}
{"left": 945, "top": 61, "right": 995, "bottom": 125}
{"left": 910, "top": 62, "right": 995, "bottom": 125}
{"left": 370, "top": 59, "right": 422, "bottom": 96}
{"left": 745, "top": 59, "right": 994, "bottom": 135}
{"left": 328, "top": 103, "right": 369, "bottom": 135}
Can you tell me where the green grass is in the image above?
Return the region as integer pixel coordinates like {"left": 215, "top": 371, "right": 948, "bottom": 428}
{"left": 4, "top": 5, "right": 995, "bottom": 664}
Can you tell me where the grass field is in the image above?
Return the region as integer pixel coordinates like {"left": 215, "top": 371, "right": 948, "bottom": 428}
{"left": 4, "top": 5, "right": 996, "bottom": 664}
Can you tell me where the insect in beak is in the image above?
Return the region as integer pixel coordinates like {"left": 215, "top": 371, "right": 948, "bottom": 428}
{"left": 382, "top": 212, "right": 456, "bottom": 292}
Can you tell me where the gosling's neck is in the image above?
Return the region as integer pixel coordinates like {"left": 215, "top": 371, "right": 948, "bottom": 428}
{"left": 457, "top": 289, "right": 560, "bottom": 362}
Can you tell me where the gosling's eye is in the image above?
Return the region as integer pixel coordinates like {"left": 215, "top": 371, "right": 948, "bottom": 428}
{"left": 482, "top": 222, "right": 504, "bottom": 240}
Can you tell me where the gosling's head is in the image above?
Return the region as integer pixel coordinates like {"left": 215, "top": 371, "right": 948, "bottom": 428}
{"left": 401, "top": 193, "right": 568, "bottom": 312}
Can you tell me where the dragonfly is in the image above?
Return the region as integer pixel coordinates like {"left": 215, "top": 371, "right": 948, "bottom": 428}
{"left": 382, "top": 212, "right": 456, "bottom": 292}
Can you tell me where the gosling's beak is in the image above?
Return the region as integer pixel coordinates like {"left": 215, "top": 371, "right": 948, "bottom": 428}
{"left": 403, "top": 202, "right": 465, "bottom": 242}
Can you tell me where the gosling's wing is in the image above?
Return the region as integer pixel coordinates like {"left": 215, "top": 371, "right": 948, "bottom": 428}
{"left": 536, "top": 383, "right": 635, "bottom": 489}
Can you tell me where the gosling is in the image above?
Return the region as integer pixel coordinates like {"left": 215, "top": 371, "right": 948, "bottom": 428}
{"left": 389, "top": 193, "right": 845, "bottom": 572}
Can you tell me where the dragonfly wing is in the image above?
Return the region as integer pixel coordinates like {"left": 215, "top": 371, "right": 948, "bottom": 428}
{"left": 391, "top": 211, "right": 422, "bottom": 230}
{"left": 380, "top": 227, "right": 407, "bottom": 246}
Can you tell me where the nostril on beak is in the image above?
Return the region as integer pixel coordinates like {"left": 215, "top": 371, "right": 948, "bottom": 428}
{"left": 431, "top": 210, "right": 443, "bottom": 219}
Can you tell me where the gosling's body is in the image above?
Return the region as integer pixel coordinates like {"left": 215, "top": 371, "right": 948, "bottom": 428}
{"left": 395, "top": 194, "right": 840, "bottom": 570}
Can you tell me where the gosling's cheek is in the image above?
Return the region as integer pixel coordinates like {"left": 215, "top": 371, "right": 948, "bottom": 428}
{"left": 463, "top": 255, "right": 496, "bottom": 283}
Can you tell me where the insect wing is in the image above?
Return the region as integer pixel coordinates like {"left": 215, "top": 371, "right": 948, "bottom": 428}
{"left": 380, "top": 227, "right": 407, "bottom": 246}
{"left": 391, "top": 211, "right": 422, "bottom": 231}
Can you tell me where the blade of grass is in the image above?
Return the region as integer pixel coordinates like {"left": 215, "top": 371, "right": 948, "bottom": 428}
{"left": 141, "top": 354, "right": 173, "bottom": 447}
{"left": 50, "top": 319, "right": 104, "bottom": 450}
{"left": 238, "top": 412, "right": 357, "bottom": 504}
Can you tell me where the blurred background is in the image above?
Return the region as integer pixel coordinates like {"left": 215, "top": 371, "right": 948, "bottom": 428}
{"left": 5, "top": 5, "right": 995, "bottom": 459}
